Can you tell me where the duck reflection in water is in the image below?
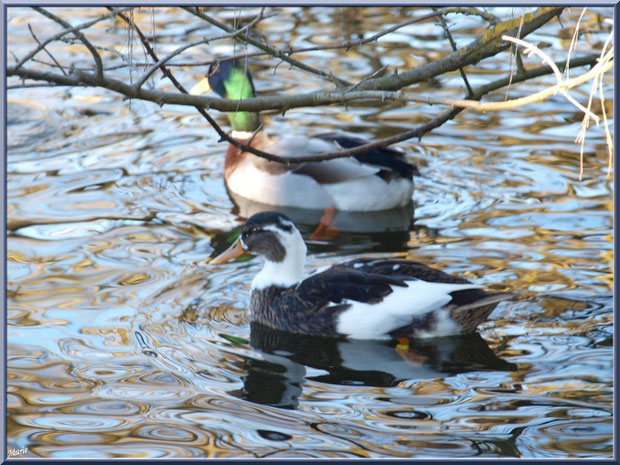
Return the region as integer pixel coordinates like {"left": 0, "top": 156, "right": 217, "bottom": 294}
{"left": 227, "top": 322, "right": 517, "bottom": 410}
{"left": 229, "top": 189, "right": 415, "bottom": 240}
{"left": 211, "top": 209, "right": 415, "bottom": 258}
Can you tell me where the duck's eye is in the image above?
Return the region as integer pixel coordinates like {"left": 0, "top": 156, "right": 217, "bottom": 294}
{"left": 244, "top": 227, "right": 260, "bottom": 237}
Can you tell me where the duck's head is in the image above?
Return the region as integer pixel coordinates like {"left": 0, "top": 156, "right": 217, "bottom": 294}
{"left": 211, "top": 212, "right": 307, "bottom": 289}
{"left": 190, "top": 60, "right": 261, "bottom": 132}
{"left": 190, "top": 60, "right": 256, "bottom": 99}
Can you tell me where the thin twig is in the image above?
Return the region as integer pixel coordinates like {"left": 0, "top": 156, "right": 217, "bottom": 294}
{"left": 14, "top": 7, "right": 132, "bottom": 72}
{"left": 246, "top": 123, "right": 264, "bottom": 146}
{"left": 7, "top": 82, "right": 73, "bottom": 89}
{"left": 575, "top": 23, "right": 614, "bottom": 180}
{"left": 565, "top": 7, "right": 588, "bottom": 81}
{"left": 133, "top": 11, "right": 269, "bottom": 90}
{"left": 434, "top": 9, "right": 474, "bottom": 97}
{"left": 33, "top": 7, "right": 104, "bottom": 81}
{"left": 27, "top": 22, "right": 67, "bottom": 75}
{"left": 504, "top": 35, "right": 603, "bottom": 123}
{"left": 183, "top": 6, "right": 352, "bottom": 88}
{"left": 348, "top": 65, "right": 388, "bottom": 92}
{"left": 505, "top": 14, "right": 525, "bottom": 101}
{"left": 441, "top": 6, "right": 501, "bottom": 25}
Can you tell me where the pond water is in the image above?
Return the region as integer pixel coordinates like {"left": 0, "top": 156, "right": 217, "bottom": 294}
{"left": 6, "top": 6, "right": 614, "bottom": 459}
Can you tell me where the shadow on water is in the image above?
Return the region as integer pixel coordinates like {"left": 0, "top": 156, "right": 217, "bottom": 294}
{"left": 209, "top": 222, "right": 416, "bottom": 258}
{"left": 229, "top": 189, "right": 416, "bottom": 234}
{"left": 208, "top": 194, "right": 426, "bottom": 256}
{"left": 7, "top": 100, "right": 60, "bottom": 153}
{"left": 226, "top": 322, "right": 517, "bottom": 410}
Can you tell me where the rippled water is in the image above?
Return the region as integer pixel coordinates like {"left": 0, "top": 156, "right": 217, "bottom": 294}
{"left": 7, "top": 6, "right": 613, "bottom": 459}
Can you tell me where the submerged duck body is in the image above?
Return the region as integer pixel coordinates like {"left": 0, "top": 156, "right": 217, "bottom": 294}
{"left": 212, "top": 212, "right": 513, "bottom": 340}
{"left": 191, "top": 60, "right": 418, "bottom": 212}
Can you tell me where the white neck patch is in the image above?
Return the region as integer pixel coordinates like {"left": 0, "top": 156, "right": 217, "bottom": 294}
{"left": 251, "top": 224, "right": 307, "bottom": 290}
{"left": 231, "top": 130, "right": 256, "bottom": 140}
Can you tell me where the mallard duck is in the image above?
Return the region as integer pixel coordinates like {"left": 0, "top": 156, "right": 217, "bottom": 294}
{"left": 211, "top": 211, "right": 514, "bottom": 339}
{"left": 190, "top": 60, "right": 418, "bottom": 211}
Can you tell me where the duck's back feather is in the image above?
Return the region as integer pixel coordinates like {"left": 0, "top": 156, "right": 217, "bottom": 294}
{"left": 313, "top": 132, "right": 420, "bottom": 179}
{"left": 265, "top": 135, "right": 382, "bottom": 183}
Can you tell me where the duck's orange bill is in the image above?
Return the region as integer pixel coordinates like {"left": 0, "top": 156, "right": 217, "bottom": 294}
{"left": 210, "top": 238, "right": 249, "bottom": 264}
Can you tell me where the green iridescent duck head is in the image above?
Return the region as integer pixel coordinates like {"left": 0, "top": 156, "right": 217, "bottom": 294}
{"left": 190, "top": 59, "right": 261, "bottom": 132}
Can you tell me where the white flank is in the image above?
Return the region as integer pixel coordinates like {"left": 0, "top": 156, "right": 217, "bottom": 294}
{"left": 324, "top": 176, "right": 413, "bottom": 211}
{"left": 227, "top": 160, "right": 335, "bottom": 209}
{"left": 251, "top": 225, "right": 307, "bottom": 290}
{"left": 336, "top": 280, "right": 483, "bottom": 340}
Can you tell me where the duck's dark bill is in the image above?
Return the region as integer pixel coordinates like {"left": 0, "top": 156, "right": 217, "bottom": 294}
{"left": 189, "top": 77, "right": 211, "bottom": 96}
{"left": 211, "top": 238, "right": 249, "bottom": 264}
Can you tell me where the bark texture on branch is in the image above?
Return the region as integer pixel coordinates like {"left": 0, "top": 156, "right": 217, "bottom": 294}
{"left": 8, "top": 5, "right": 608, "bottom": 166}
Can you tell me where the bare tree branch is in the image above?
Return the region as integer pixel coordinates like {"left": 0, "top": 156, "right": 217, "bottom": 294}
{"left": 348, "top": 7, "right": 565, "bottom": 93}
{"left": 426, "top": 54, "right": 612, "bottom": 113}
{"left": 441, "top": 6, "right": 501, "bottom": 25}
{"left": 33, "top": 7, "right": 104, "bottom": 81}
{"left": 504, "top": 35, "right": 606, "bottom": 122}
{"left": 433, "top": 8, "right": 474, "bottom": 97}
{"left": 14, "top": 7, "right": 132, "bottom": 73}
{"left": 183, "top": 6, "right": 353, "bottom": 88}
{"left": 8, "top": 54, "right": 601, "bottom": 112}
{"left": 133, "top": 10, "right": 270, "bottom": 91}
{"left": 89, "top": 8, "right": 498, "bottom": 73}
{"left": 7, "top": 82, "right": 76, "bottom": 90}
{"left": 27, "top": 23, "right": 67, "bottom": 75}
{"left": 7, "top": 6, "right": 610, "bottom": 168}
{"left": 205, "top": 7, "right": 500, "bottom": 72}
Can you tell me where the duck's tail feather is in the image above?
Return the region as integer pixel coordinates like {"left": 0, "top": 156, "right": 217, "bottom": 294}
{"left": 450, "top": 292, "right": 517, "bottom": 333}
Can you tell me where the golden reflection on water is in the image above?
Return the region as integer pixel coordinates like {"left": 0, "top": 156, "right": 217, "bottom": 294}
{"left": 7, "top": 5, "right": 613, "bottom": 460}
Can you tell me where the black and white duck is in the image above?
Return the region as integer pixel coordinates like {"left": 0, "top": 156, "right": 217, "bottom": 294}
{"left": 190, "top": 60, "right": 418, "bottom": 212}
{"left": 211, "top": 211, "right": 514, "bottom": 340}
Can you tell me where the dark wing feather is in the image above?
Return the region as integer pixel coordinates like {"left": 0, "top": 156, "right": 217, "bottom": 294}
{"left": 314, "top": 132, "right": 420, "bottom": 179}
{"left": 340, "top": 258, "right": 507, "bottom": 308}
{"left": 295, "top": 267, "right": 408, "bottom": 305}
{"left": 338, "top": 258, "right": 471, "bottom": 284}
